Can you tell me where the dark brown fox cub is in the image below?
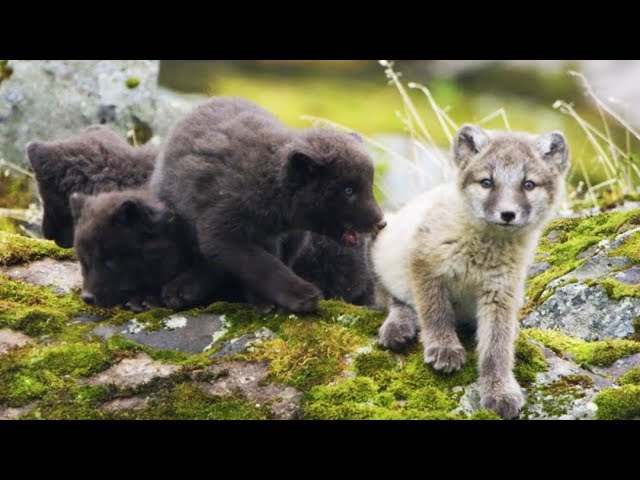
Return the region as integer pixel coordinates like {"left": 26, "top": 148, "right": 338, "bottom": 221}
{"left": 27, "top": 125, "right": 157, "bottom": 248}
{"left": 69, "top": 189, "right": 216, "bottom": 310}
{"left": 27, "top": 116, "right": 377, "bottom": 310}
{"left": 151, "top": 97, "right": 385, "bottom": 312}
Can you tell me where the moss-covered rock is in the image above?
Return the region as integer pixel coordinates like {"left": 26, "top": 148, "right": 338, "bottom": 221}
{"left": 523, "top": 209, "right": 640, "bottom": 341}
{"left": 594, "top": 385, "right": 640, "bottom": 420}
{"left": 1, "top": 214, "right": 640, "bottom": 420}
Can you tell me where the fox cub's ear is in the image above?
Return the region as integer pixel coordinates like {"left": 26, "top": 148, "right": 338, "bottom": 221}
{"left": 453, "top": 124, "right": 489, "bottom": 168}
{"left": 535, "top": 131, "right": 569, "bottom": 175}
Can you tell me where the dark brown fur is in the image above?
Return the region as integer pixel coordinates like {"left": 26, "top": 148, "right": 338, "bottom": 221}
{"left": 70, "top": 189, "right": 201, "bottom": 308}
{"left": 151, "top": 97, "right": 385, "bottom": 312}
{"left": 27, "top": 125, "right": 157, "bottom": 248}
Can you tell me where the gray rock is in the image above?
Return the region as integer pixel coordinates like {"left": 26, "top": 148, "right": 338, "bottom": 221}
{"left": 0, "top": 60, "right": 207, "bottom": 169}
{"left": 92, "top": 313, "right": 228, "bottom": 354}
{"left": 523, "top": 283, "right": 640, "bottom": 340}
{"left": 84, "top": 352, "right": 179, "bottom": 388}
{"left": 0, "top": 328, "right": 32, "bottom": 354}
{"left": 210, "top": 327, "right": 277, "bottom": 358}
{"left": 454, "top": 341, "right": 612, "bottom": 420}
{"left": 546, "top": 229, "right": 563, "bottom": 244}
{"left": 197, "top": 361, "right": 302, "bottom": 420}
{"left": 98, "top": 396, "right": 149, "bottom": 412}
{"left": 0, "top": 259, "right": 81, "bottom": 294}
{"left": 576, "top": 244, "right": 603, "bottom": 260}
{"left": 615, "top": 266, "right": 640, "bottom": 285}
{"left": 528, "top": 261, "right": 551, "bottom": 278}
{"left": 547, "top": 256, "right": 629, "bottom": 290}
{"left": 0, "top": 403, "right": 35, "bottom": 420}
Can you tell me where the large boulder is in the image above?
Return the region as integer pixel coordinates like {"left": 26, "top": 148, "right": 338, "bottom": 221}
{"left": 0, "top": 60, "right": 207, "bottom": 168}
{"left": 523, "top": 210, "right": 640, "bottom": 341}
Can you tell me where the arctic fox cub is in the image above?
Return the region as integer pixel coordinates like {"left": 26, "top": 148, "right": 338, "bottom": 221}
{"left": 371, "top": 124, "right": 569, "bottom": 418}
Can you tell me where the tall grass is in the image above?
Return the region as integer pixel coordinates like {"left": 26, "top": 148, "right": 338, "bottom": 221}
{"left": 306, "top": 60, "right": 640, "bottom": 214}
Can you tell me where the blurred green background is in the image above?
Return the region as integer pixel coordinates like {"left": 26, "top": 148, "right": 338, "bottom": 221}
{"left": 2, "top": 59, "right": 639, "bottom": 237}
{"left": 159, "top": 60, "right": 637, "bottom": 197}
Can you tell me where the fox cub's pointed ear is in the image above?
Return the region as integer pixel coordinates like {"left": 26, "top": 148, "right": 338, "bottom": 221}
{"left": 288, "top": 150, "right": 325, "bottom": 179}
{"left": 26, "top": 140, "right": 50, "bottom": 172}
{"left": 453, "top": 124, "right": 489, "bottom": 168}
{"left": 113, "top": 199, "right": 156, "bottom": 227}
{"left": 69, "top": 193, "right": 88, "bottom": 223}
{"left": 535, "top": 131, "right": 569, "bottom": 175}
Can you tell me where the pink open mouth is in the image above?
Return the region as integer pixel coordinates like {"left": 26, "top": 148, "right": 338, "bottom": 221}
{"left": 342, "top": 229, "right": 359, "bottom": 247}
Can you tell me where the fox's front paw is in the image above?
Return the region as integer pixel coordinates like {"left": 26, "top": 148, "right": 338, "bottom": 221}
{"left": 378, "top": 310, "right": 417, "bottom": 352}
{"left": 423, "top": 341, "right": 466, "bottom": 373}
{"left": 244, "top": 289, "right": 276, "bottom": 315}
{"left": 480, "top": 377, "right": 525, "bottom": 419}
{"left": 278, "top": 281, "right": 322, "bottom": 313}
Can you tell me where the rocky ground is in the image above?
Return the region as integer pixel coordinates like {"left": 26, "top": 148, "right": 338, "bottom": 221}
{"left": 0, "top": 208, "right": 640, "bottom": 420}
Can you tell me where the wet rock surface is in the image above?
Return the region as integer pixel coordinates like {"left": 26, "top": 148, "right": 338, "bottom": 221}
{"left": 84, "top": 353, "right": 180, "bottom": 388}
{"left": 524, "top": 226, "right": 640, "bottom": 341}
{"left": 0, "top": 329, "right": 32, "bottom": 354}
{"left": 196, "top": 361, "right": 302, "bottom": 419}
{"left": 92, "top": 314, "right": 227, "bottom": 354}
{"left": 0, "top": 259, "right": 81, "bottom": 294}
{"left": 523, "top": 283, "right": 640, "bottom": 340}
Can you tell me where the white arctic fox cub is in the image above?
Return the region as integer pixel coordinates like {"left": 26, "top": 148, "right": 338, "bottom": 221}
{"left": 371, "top": 124, "right": 569, "bottom": 418}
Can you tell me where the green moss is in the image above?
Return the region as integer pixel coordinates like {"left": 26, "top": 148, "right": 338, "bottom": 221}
{"left": 125, "top": 77, "right": 140, "bottom": 89}
{"left": 608, "top": 231, "right": 640, "bottom": 264}
{"left": 524, "top": 328, "right": 640, "bottom": 367}
{"left": 134, "top": 383, "right": 270, "bottom": 420}
{"left": 0, "top": 275, "right": 102, "bottom": 335}
{"left": 619, "top": 366, "right": 640, "bottom": 386}
{"left": 406, "top": 386, "right": 457, "bottom": 411}
{"left": 594, "top": 385, "right": 640, "bottom": 419}
{"left": 600, "top": 278, "right": 640, "bottom": 300}
{"left": 353, "top": 349, "right": 397, "bottom": 380}
{"left": 252, "top": 321, "right": 362, "bottom": 390}
{"left": 573, "top": 339, "right": 640, "bottom": 366}
{"left": 302, "top": 374, "right": 463, "bottom": 420}
{"left": 306, "top": 377, "right": 378, "bottom": 404}
{"left": 318, "top": 300, "right": 386, "bottom": 337}
{"left": 522, "top": 328, "right": 581, "bottom": 355}
{"left": 0, "top": 232, "right": 74, "bottom": 266}
{"left": 0, "top": 307, "right": 67, "bottom": 336}
{"left": 513, "top": 335, "right": 548, "bottom": 386}
{"left": 386, "top": 346, "right": 478, "bottom": 398}
{"left": 0, "top": 342, "right": 113, "bottom": 406}
{"left": 468, "top": 409, "right": 502, "bottom": 420}
{"left": 539, "top": 374, "right": 593, "bottom": 397}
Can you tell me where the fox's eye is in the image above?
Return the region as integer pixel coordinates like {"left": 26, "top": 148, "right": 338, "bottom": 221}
{"left": 344, "top": 186, "right": 354, "bottom": 196}
{"left": 480, "top": 179, "right": 493, "bottom": 189}
{"left": 105, "top": 259, "right": 116, "bottom": 270}
{"left": 523, "top": 180, "right": 536, "bottom": 191}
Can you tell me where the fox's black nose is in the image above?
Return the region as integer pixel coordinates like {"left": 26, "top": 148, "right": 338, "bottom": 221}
{"left": 500, "top": 211, "right": 516, "bottom": 223}
{"left": 376, "top": 219, "right": 387, "bottom": 230}
{"left": 81, "top": 292, "right": 95, "bottom": 305}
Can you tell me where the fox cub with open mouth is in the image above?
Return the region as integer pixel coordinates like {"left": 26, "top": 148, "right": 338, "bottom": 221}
{"left": 371, "top": 124, "right": 570, "bottom": 419}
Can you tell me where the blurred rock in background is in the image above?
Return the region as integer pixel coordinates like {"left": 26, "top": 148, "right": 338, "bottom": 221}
{"left": 0, "top": 60, "right": 208, "bottom": 169}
